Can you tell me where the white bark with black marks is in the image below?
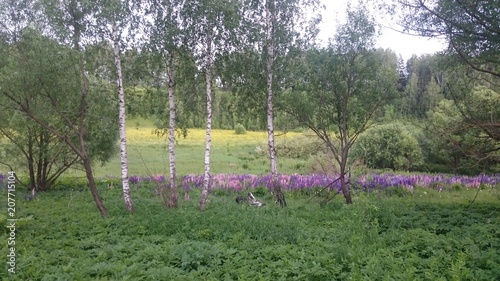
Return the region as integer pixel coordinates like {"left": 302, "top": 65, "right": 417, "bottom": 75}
{"left": 112, "top": 21, "right": 133, "bottom": 212}
{"left": 265, "top": 0, "right": 286, "bottom": 207}
{"left": 167, "top": 52, "right": 178, "bottom": 208}
{"left": 199, "top": 32, "right": 213, "bottom": 212}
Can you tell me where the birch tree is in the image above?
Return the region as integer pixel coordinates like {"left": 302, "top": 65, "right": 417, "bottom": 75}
{"left": 182, "top": 0, "right": 241, "bottom": 211}
{"left": 111, "top": 1, "right": 136, "bottom": 212}
{"left": 92, "top": 0, "right": 136, "bottom": 211}
{"left": 225, "top": 0, "right": 322, "bottom": 206}
{"left": 263, "top": 0, "right": 287, "bottom": 206}
{"left": 111, "top": 21, "right": 134, "bottom": 212}
{"left": 146, "top": 0, "right": 185, "bottom": 208}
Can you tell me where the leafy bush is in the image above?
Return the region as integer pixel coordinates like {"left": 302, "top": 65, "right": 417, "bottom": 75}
{"left": 256, "top": 133, "right": 325, "bottom": 159}
{"left": 252, "top": 186, "right": 267, "bottom": 197}
{"left": 351, "top": 123, "right": 424, "bottom": 171}
{"left": 308, "top": 150, "right": 340, "bottom": 174}
{"left": 234, "top": 123, "right": 246, "bottom": 135}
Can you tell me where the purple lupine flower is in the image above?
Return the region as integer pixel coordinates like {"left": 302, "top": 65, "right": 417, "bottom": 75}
{"left": 176, "top": 173, "right": 499, "bottom": 193}
{"left": 152, "top": 175, "right": 165, "bottom": 182}
{"left": 129, "top": 175, "right": 140, "bottom": 184}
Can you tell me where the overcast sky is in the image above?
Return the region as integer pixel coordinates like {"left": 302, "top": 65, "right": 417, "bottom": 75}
{"left": 318, "top": 0, "right": 447, "bottom": 60}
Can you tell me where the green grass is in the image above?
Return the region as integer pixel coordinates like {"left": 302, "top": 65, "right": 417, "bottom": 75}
{"left": 1, "top": 184, "right": 499, "bottom": 280}
{"left": 83, "top": 117, "right": 309, "bottom": 177}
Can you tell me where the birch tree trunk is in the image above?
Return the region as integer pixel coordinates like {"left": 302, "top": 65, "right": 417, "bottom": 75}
{"left": 199, "top": 33, "right": 213, "bottom": 212}
{"left": 112, "top": 21, "right": 133, "bottom": 212}
{"left": 166, "top": 52, "right": 178, "bottom": 208}
{"left": 265, "top": 0, "right": 286, "bottom": 207}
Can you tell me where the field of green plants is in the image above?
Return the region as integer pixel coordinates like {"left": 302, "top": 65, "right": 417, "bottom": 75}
{"left": 1, "top": 119, "right": 499, "bottom": 280}
{"left": 1, "top": 183, "right": 499, "bottom": 280}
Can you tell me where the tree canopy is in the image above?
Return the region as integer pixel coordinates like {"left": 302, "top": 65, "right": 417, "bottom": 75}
{"left": 388, "top": 0, "right": 500, "bottom": 77}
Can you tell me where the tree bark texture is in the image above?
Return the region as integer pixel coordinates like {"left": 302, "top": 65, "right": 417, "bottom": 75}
{"left": 339, "top": 140, "right": 352, "bottom": 204}
{"left": 167, "top": 52, "right": 178, "bottom": 208}
{"left": 265, "top": 0, "right": 286, "bottom": 207}
{"left": 112, "top": 21, "right": 134, "bottom": 212}
{"left": 199, "top": 33, "right": 213, "bottom": 212}
{"left": 83, "top": 156, "right": 109, "bottom": 218}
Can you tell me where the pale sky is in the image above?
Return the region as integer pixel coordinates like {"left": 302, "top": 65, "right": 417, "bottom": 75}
{"left": 318, "top": 0, "right": 447, "bottom": 60}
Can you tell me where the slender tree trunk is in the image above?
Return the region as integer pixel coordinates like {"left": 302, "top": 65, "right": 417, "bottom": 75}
{"left": 27, "top": 134, "right": 36, "bottom": 192}
{"left": 166, "top": 52, "right": 178, "bottom": 208}
{"left": 200, "top": 34, "right": 213, "bottom": 212}
{"left": 82, "top": 156, "right": 109, "bottom": 218}
{"left": 112, "top": 21, "right": 133, "bottom": 212}
{"left": 265, "top": 0, "right": 286, "bottom": 207}
{"left": 36, "top": 133, "right": 43, "bottom": 191}
{"left": 72, "top": 3, "right": 108, "bottom": 217}
{"left": 39, "top": 131, "right": 50, "bottom": 191}
{"left": 79, "top": 71, "right": 108, "bottom": 217}
{"left": 339, "top": 90, "right": 353, "bottom": 204}
{"left": 339, "top": 148, "right": 352, "bottom": 204}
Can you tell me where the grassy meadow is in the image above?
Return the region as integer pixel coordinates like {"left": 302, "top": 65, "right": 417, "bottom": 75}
{"left": 1, "top": 118, "right": 499, "bottom": 280}
{"left": 89, "top": 117, "right": 306, "bottom": 177}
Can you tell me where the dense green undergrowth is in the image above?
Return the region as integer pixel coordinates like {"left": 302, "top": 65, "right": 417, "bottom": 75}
{"left": 1, "top": 184, "right": 499, "bottom": 280}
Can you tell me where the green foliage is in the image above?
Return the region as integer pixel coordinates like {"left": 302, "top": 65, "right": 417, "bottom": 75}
{"left": 308, "top": 151, "right": 340, "bottom": 174}
{"left": 0, "top": 28, "right": 119, "bottom": 190}
{"left": 252, "top": 186, "right": 267, "bottom": 197}
{"left": 0, "top": 182, "right": 498, "bottom": 280}
{"left": 401, "top": 55, "right": 443, "bottom": 118}
{"left": 256, "top": 133, "right": 325, "bottom": 159}
{"left": 425, "top": 94, "right": 500, "bottom": 174}
{"left": 381, "top": 186, "right": 413, "bottom": 197}
{"left": 352, "top": 123, "right": 424, "bottom": 171}
{"left": 283, "top": 6, "right": 399, "bottom": 203}
{"left": 0, "top": 214, "right": 5, "bottom": 234}
{"left": 391, "top": 0, "right": 500, "bottom": 78}
{"left": 170, "top": 241, "right": 224, "bottom": 271}
{"left": 234, "top": 123, "right": 246, "bottom": 135}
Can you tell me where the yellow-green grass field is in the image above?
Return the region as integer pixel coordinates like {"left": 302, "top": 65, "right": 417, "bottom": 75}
{"left": 89, "top": 118, "right": 307, "bottom": 177}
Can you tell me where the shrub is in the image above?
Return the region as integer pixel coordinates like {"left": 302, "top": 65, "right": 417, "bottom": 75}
{"left": 351, "top": 123, "right": 424, "bottom": 171}
{"left": 256, "top": 133, "right": 325, "bottom": 159}
{"left": 234, "top": 123, "right": 246, "bottom": 135}
{"left": 308, "top": 150, "right": 340, "bottom": 174}
{"left": 252, "top": 186, "right": 267, "bottom": 197}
